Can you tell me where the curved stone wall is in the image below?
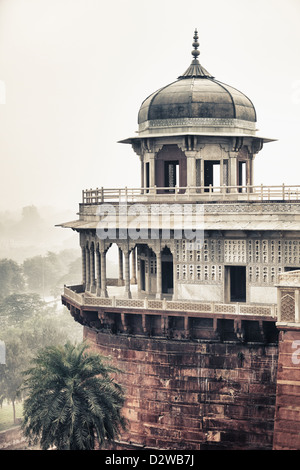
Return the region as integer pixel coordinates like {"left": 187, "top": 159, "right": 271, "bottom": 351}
{"left": 84, "top": 327, "right": 278, "bottom": 450}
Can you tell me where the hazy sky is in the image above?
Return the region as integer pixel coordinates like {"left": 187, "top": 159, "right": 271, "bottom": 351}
{"left": 0, "top": 0, "right": 300, "bottom": 214}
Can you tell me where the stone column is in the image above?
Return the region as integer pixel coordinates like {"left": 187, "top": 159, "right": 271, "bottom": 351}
{"left": 172, "top": 256, "right": 178, "bottom": 301}
{"left": 146, "top": 258, "right": 151, "bottom": 294}
{"left": 85, "top": 246, "right": 90, "bottom": 291}
{"left": 81, "top": 246, "right": 86, "bottom": 288}
{"left": 123, "top": 249, "right": 132, "bottom": 299}
{"left": 137, "top": 256, "right": 141, "bottom": 292}
{"left": 96, "top": 248, "right": 101, "bottom": 296}
{"left": 144, "top": 152, "right": 156, "bottom": 194}
{"left": 100, "top": 249, "right": 108, "bottom": 298}
{"left": 220, "top": 159, "right": 224, "bottom": 186}
{"left": 118, "top": 247, "right": 124, "bottom": 286}
{"left": 200, "top": 158, "right": 205, "bottom": 190}
{"left": 90, "top": 245, "right": 96, "bottom": 293}
{"left": 246, "top": 159, "right": 251, "bottom": 186}
{"left": 149, "top": 153, "right": 155, "bottom": 187}
{"left": 140, "top": 156, "right": 144, "bottom": 193}
{"left": 249, "top": 155, "right": 254, "bottom": 189}
{"left": 156, "top": 250, "right": 162, "bottom": 299}
{"left": 228, "top": 153, "right": 238, "bottom": 191}
{"left": 131, "top": 247, "right": 137, "bottom": 284}
{"left": 186, "top": 151, "right": 197, "bottom": 190}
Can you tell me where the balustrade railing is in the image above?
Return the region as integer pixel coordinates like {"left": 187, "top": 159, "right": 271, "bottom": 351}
{"left": 63, "top": 286, "right": 276, "bottom": 318}
{"left": 82, "top": 184, "right": 300, "bottom": 204}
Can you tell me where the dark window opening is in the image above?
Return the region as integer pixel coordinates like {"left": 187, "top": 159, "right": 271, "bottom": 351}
{"left": 161, "top": 246, "right": 173, "bottom": 294}
{"left": 204, "top": 161, "right": 220, "bottom": 191}
{"left": 162, "top": 261, "right": 173, "bottom": 294}
{"left": 227, "top": 266, "right": 246, "bottom": 302}
{"left": 140, "top": 259, "right": 145, "bottom": 291}
{"left": 145, "top": 162, "right": 150, "bottom": 192}
{"left": 164, "top": 161, "right": 179, "bottom": 192}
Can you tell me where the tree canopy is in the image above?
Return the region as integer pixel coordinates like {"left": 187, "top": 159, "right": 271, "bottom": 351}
{"left": 22, "top": 342, "right": 126, "bottom": 450}
{"left": 0, "top": 258, "right": 24, "bottom": 298}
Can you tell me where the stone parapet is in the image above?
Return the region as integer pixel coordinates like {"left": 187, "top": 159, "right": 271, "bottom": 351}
{"left": 62, "top": 285, "right": 277, "bottom": 343}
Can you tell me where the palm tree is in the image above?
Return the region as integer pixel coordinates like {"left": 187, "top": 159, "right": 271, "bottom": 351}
{"left": 21, "top": 341, "right": 126, "bottom": 450}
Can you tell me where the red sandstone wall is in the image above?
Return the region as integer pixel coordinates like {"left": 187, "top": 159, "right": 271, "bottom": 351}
{"left": 85, "top": 327, "right": 278, "bottom": 450}
{"left": 273, "top": 328, "right": 300, "bottom": 450}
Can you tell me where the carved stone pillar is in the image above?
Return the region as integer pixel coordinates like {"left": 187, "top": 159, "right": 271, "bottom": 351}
{"left": 144, "top": 152, "right": 155, "bottom": 193}
{"left": 140, "top": 156, "right": 144, "bottom": 192}
{"left": 131, "top": 247, "right": 137, "bottom": 284}
{"left": 118, "top": 247, "right": 124, "bottom": 286}
{"left": 146, "top": 258, "right": 151, "bottom": 295}
{"left": 100, "top": 250, "right": 108, "bottom": 298}
{"left": 249, "top": 155, "right": 254, "bottom": 189}
{"left": 220, "top": 159, "right": 224, "bottom": 186}
{"left": 90, "top": 245, "right": 96, "bottom": 293}
{"left": 123, "top": 249, "right": 132, "bottom": 299}
{"left": 149, "top": 153, "right": 155, "bottom": 188}
{"left": 228, "top": 153, "right": 238, "bottom": 191}
{"left": 85, "top": 246, "right": 90, "bottom": 291}
{"left": 156, "top": 250, "right": 162, "bottom": 299}
{"left": 81, "top": 246, "right": 86, "bottom": 288}
{"left": 96, "top": 248, "right": 101, "bottom": 296}
{"left": 185, "top": 151, "right": 197, "bottom": 189}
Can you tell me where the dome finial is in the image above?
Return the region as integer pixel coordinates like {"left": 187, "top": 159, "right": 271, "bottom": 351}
{"left": 178, "top": 29, "right": 214, "bottom": 79}
{"left": 192, "top": 28, "right": 200, "bottom": 60}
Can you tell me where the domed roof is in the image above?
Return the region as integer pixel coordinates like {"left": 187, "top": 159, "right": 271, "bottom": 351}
{"left": 137, "top": 30, "right": 257, "bottom": 138}
{"left": 138, "top": 78, "right": 256, "bottom": 124}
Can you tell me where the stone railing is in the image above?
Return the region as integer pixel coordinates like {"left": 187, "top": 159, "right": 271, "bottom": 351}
{"left": 82, "top": 184, "right": 300, "bottom": 204}
{"left": 63, "top": 286, "right": 276, "bottom": 317}
{"left": 63, "top": 285, "right": 84, "bottom": 305}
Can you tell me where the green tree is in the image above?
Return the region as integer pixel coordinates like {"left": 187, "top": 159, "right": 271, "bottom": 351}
{"left": 0, "top": 259, "right": 24, "bottom": 298}
{"left": 0, "top": 294, "right": 83, "bottom": 425}
{"left": 0, "top": 334, "right": 30, "bottom": 424}
{"left": 22, "top": 342, "right": 126, "bottom": 450}
{"left": 22, "top": 250, "right": 81, "bottom": 297}
{"left": 0, "top": 293, "right": 45, "bottom": 327}
{"left": 22, "top": 255, "right": 51, "bottom": 293}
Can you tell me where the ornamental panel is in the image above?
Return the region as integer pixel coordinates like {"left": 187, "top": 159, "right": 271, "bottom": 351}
{"left": 224, "top": 240, "right": 246, "bottom": 263}
{"left": 280, "top": 292, "right": 295, "bottom": 322}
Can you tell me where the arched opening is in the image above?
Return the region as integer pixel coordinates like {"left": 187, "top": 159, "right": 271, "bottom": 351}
{"left": 137, "top": 244, "right": 156, "bottom": 295}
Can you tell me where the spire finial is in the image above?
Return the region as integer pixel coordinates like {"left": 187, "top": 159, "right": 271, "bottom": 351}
{"left": 192, "top": 28, "right": 200, "bottom": 60}
{"left": 178, "top": 28, "right": 214, "bottom": 79}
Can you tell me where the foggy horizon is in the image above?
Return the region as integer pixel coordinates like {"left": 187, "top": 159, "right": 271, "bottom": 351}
{"left": 0, "top": 0, "right": 300, "bottom": 215}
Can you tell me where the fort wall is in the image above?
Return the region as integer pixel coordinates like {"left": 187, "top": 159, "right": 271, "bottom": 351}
{"left": 273, "top": 327, "right": 300, "bottom": 449}
{"left": 84, "top": 326, "right": 278, "bottom": 450}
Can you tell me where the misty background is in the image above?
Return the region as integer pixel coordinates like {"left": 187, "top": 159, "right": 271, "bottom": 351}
{"left": 0, "top": 0, "right": 299, "bottom": 267}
